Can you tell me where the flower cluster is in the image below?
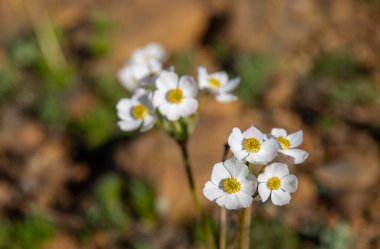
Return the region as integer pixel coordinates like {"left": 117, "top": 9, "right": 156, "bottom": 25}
{"left": 116, "top": 43, "right": 240, "bottom": 138}
{"left": 203, "top": 126, "right": 308, "bottom": 210}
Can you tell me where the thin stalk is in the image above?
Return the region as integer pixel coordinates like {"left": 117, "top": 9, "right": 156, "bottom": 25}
{"left": 177, "top": 140, "right": 215, "bottom": 249}
{"left": 219, "top": 207, "right": 227, "bottom": 249}
{"left": 238, "top": 207, "right": 251, "bottom": 249}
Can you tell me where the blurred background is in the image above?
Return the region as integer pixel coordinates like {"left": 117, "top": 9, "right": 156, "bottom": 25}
{"left": 1, "top": 0, "right": 380, "bottom": 248}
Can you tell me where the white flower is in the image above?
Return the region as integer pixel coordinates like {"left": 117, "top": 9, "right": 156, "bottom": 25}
{"left": 130, "top": 43, "right": 166, "bottom": 65}
{"left": 153, "top": 71, "right": 198, "bottom": 121}
{"left": 271, "top": 128, "right": 309, "bottom": 164}
{"left": 116, "top": 89, "right": 156, "bottom": 132}
{"left": 197, "top": 67, "right": 239, "bottom": 103}
{"left": 118, "top": 60, "right": 163, "bottom": 91}
{"left": 203, "top": 158, "right": 257, "bottom": 210}
{"left": 228, "top": 126, "right": 279, "bottom": 164}
{"left": 257, "top": 163, "right": 298, "bottom": 206}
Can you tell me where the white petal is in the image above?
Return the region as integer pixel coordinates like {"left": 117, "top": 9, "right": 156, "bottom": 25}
{"left": 211, "top": 162, "right": 231, "bottom": 185}
{"left": 212, "top": 72, "right": 228, "bottom": 85}
{"left": 287, "top": 130, "right": 303, "bottom": 148}
{"left": 156, "top": 71, "right": 178, "bottom": 91}
{"left": 159, "top": 104, "right": 181, "bottom": 121}
{"left": 240, "top": 174, "right": 257, "bottom": 196}
{"left": 203, "top": 182, "right": 225, "bottom": 201}
{"left": 281, "top": 174, "right": 298, "bottom": 193}
{"left": 141, "top": 115, "right": 156, "bottom": 132}
{"left": 118, "top": 119, "right": 140, "bottom": 131}
{"left": 242, "top": 126, "right": 264, "bottom": 141}
{"left": 253, "top": 138, "right": 279, "bottom": 163}
{"left": 258, "top": 183, "right": 271, "bottom": 202}
{"left": 272, "top": 163, "right": 289, "bottom": 178}
{"left": 271, "top": 189, "right": 291, "bottom": 206}
{"left": 220, "top": 194, "right": 241, "bottom": 210}
{"left": 233, "top": 150, "right": 249, "bottom": 161}
{"left": 116, "top": 98, "right": 133, "bottom": 112}
{"left": 178, "top": 98, "right": 198, "bottom": 117}
{"left": 271, "top": 128, "right": 287, "bottom": 138}
{"left": 221, "top": 77, "right": 240, "bottom": 92}
{"left": 236, "top": 192, "right": 253, "bottom": 208}
{"left": 223, "top": 158, "right": 248, "bottom": 179}
{"left": 257, "top": 165, "right": 274, "bottom": 183}
{"left": 280, "top": 149, "right": 309, "bottom": 164}
{"left": 179, "top": 76, "right": 197, "bottom": 97}
{"left": 118, "top": 66, "right": 139, "bottom": 91}
{"left": 216, "top": 93, "right": 238, "bottom": 103}
{"left": 228, "top": 128, "right": 243, "bottom": 150}
{"left": 153, "top": 90, "right": 166, "bottom": 107}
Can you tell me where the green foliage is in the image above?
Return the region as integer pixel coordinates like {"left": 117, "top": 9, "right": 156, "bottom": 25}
{"left": 88, "top": 13, "right": 114, "bottom": 57}
{"left": 0, "top": 214, "right": 55, "bottom": 249}
{"left": 210, "top": 38, "right": 231, "bottom": 64}
{"left": 7, "top": 38, "right": 42, "bottom": 69}
{"left": 311, "top": 53, "right": 366, "bottom": 80}
{"left": 129, "top": 179, "right": 157, "bottom": 224}
{"left": 319, "top": 222, "right": 351, "bottom": 249}
{"left": 132, "top": 241, "right": 156, "bottom": 249}
{"left": 0, "top": 67, "right": 18, "bottom": 102}
{"left": 93, "top": 74, "right": 127, "bottom": 102}
{"left": 86, "top": 174, "right": 130, "bottom": 230}
{"left": 329, "top": 78, "right": 379, "bottom": 105}
{"left": 235, "top": 54, "right": 277, "bottom": 105}
{"left": 315, "top": 115, "right": 337, "bottom": 133}
{"left": 173, "top": 50, "right": 194, "bottom": 75}
{"left": 249, "top": 218, "right": 300, "bottom": 249}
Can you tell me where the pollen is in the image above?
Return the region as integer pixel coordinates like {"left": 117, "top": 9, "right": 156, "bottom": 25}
{"left": 243, "top": 138, "right": 261, "bottom": 153}
{"left": 132, "top": 104, "right": 148, "bottom": 120}
{"left": 223, "top": 178, "right": 241, "bottom": 194}
{"left": 267, "top": 177, "right": 281, "bottom": 190}
{"left": 209, "top": 78, "right": 221, "bottom": 88}
{"left": 167, "top": 89, "right": 184, "bottom": 104}
{"left": 278, "top": 136, "right": 291, "bottom": 150}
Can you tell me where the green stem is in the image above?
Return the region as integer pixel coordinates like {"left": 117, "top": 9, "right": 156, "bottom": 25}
{"left": 219, "top": 207, "right": 227, "bottom": 249}
{"left": 238, "top": 207, "right": 251, "bottom": 249}
{"left": 177, "top": 140, "right": 215, "bottom": 249}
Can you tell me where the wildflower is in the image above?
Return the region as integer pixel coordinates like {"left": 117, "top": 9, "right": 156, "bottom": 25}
{"left": 257, "top": 163, "right": 298, "bottom": 206}
{"left": 116, "top": 89, "right": 156, "bottom": 132}
{"left": 130, "top": 42, "right": 166, "bottom": 65}
{"left": 271, "top": 128, "right": 309, "bottom": 164}
{"left": 197, "top": 67, "right": 240, "bottom": 103}
{"left": 118, "top": 60, "right": 162, "bottom": 91}
{"left": 153, "top": 71, "right": 198, "bottom": 121}
{"left": 203, "top": 158, "right": 257, "bottom": 210}
{"left": 228, "top": 126, "right": 279, "bottom": 164}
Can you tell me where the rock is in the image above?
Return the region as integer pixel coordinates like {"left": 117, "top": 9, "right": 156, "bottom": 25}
{"left": 315, "top": 130, "right": 379, "bottom": 191}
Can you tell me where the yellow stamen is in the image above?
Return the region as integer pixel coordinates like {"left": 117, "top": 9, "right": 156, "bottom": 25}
{"left": 278, "top": 136, "right": 291, "bottom": 150}
{"left": 223, "top": 178, "right": 241, "bottom": 194}
{"left": 267, "top": 177, "right": 281, "bottom": 190}
{"left": 132, "top": 104, "right": 148, "bottom": 120}
{"left": 167, "top": 89, "right": 184, "bottom": 104}
{"left": 209, "top": 78, "right": 221, "bottom": 88}
{"left": 243, "top": 138, "right": 261, "bottom": 153}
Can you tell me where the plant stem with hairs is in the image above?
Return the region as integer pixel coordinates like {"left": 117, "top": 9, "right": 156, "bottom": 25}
{"left": 177, "top": 139, "right": 215, "bottom": 249}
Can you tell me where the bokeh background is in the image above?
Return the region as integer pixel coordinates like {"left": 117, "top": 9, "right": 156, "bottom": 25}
{"left": 1, "top": 0, "right": 380, "bottom": 248}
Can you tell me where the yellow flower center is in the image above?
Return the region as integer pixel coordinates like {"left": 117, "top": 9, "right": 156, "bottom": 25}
{"left": 243, "top": 138, "right": 261, "bottom": 153}
{"left": 132, "top": 104, "right": 148, "bottom": 120}
{"left": 167, "top": 89, "right": 184, "bottom": 104}
{"left": 209, "top": 78, "right": 221, "bottom": 88}
{"left": 267, "top": 177, "right": 281, "bottom": 190}
{"left": 223, "top": 178, "right": 241, "bottom": 194}
{"left": 278, "top": 136, "right": 291, "bottom": 150}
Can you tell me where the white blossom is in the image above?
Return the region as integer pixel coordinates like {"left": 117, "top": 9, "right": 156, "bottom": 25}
{"left": 153, "top": 71, "right": 198, "bottom": 121}
{"left": 198, "top": 67, "right": 239, "bottom": 103}
{"left": 271, "top": 128, "right": 309, "bottom": 164}
{"left": 116, "top": 89, "right": 156, "bottom": 132}
{"left": 257, "top": 163, "right": 298, "bottom": 206}
{"left": 203, "top": 158, "right": 257, "bottom": 210}
{"left": 228, "top": 126, "right": 279, "bottom": 164}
